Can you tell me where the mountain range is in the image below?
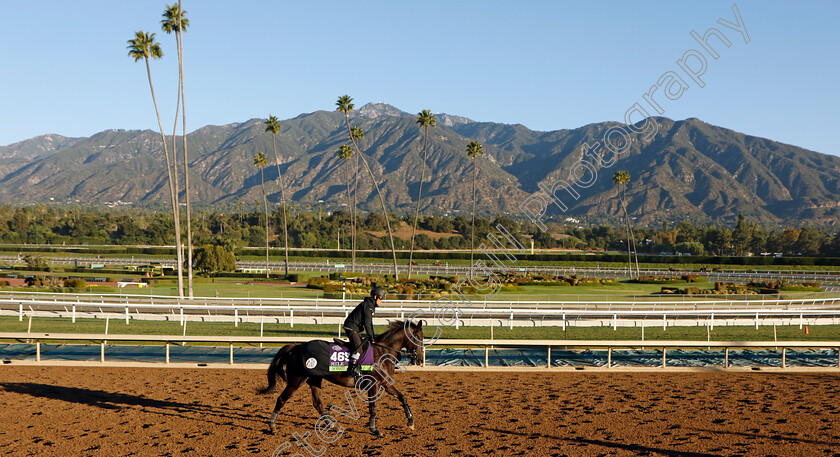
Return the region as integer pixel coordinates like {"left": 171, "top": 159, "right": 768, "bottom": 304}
{"left": 1, "top": 103, "right": 838, "bottom": 226}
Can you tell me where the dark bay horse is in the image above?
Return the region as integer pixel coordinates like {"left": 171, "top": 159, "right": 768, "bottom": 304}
{"left": 260, "top": 320, "right": 424, "bottom": 436}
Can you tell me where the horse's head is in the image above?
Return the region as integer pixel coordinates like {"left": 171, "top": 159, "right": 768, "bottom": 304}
{"left": 401, "top": 320, "right": 424, "bottom": 366}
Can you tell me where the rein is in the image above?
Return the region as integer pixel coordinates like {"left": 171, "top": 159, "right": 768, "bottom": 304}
{"left": 370, "top": 341, "right": 402, "bottom": 354}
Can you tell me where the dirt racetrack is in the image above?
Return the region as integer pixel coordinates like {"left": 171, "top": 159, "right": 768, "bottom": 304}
{"left": 1, "top": 366, "right": 839, "bottom": 456}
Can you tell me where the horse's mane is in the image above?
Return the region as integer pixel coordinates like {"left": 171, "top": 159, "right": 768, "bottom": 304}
{"left": 377, "top": 320, "right": 419, "bottom": 342}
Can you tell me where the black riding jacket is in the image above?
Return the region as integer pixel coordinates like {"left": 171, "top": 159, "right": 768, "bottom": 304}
{"left": 344, "top": 296, "right": 377, "bottom": 339}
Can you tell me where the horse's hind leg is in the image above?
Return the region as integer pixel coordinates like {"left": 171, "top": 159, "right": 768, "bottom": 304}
{"left": 383, "top": 383, "right": 414, "bottom": 430}
{"left": 269, "top": 375, "right": 306, "bottom": 434}
{"left": 307, "top": 378, "right": 328, "bottom": 417}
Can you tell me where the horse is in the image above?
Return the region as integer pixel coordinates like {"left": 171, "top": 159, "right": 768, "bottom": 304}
{"left": 260, "top": 320, "right": 424, "bottom": 437}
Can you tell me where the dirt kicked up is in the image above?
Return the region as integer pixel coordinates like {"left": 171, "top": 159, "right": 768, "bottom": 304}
{"left": 1, "top": 367, "right": 839, "bottom": 457}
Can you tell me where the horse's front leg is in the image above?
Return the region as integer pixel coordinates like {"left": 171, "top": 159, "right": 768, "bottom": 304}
{"left": 383, "top": 382, "right": 414, "bottom": 430}
{"left": 368, "top": 398, "right": 382, "bottom": 437}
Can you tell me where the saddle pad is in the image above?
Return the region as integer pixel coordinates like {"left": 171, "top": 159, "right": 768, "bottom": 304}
{"left": 328, "top": 343, "right": 375, "bottom": 372}
{"left": 298, "top": 340, "right": 375, "bottom": 377}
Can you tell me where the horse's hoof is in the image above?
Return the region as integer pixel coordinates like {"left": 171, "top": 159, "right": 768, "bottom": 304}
{"left": 370, "top": 428, "right": 383, "bottom": 438}
{"left": 408, "top": 424, "right": 415, "bottom": 431}
{"left": 269, "top": 423, "right": 276, "bottom": 434}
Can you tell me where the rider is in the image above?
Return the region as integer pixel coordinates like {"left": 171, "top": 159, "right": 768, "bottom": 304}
{"left": 343, "top": 286, "right": 384, "bottom": 377}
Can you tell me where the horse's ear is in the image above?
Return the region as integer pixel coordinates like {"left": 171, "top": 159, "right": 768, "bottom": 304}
{"left": 416, "top": 320, "right": 422, "bottom": 329}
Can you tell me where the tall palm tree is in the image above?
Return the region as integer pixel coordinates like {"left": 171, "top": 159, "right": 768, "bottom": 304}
{"left": 127, "top": 30, "right": 184, "bottom": 298}
{"left": 338, "top": 143, "right": 356, "bottom": 271}
{"left": 613, "top": 170, "right": 639, "bottom": 277}
{"left": 407, "top": 109, "right": 436, "bottom": 279}
{"left": 335, "top": 95, "right": 399, "bottom": 279}
{"left": 466, "top": 141, "right": 484, "bottom": 267}
{"left": 254, "top": 152, "right": 270, "bottom": 278}
{"left": 264, "top": 115, "right": 290, "bottom": 277}
{"left": 161, "top": 2, "right": 194, "bottom": 297}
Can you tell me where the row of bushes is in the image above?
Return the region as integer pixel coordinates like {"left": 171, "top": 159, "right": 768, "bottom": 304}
{"left": 632, "top": 275, "right": 708, "bottom": 284}
{"left": 660, "top": 281, "right": 823, "bottom": 295}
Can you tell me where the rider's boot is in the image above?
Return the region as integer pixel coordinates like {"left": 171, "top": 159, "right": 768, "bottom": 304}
{"left": 347, "top": 352, "right": 360, "bottom": 379}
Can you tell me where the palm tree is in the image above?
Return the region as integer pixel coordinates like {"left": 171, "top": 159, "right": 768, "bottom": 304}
{"left": 127, "top": 30, "right": 184, "bottom": 298}
{"left": 161, "top": 2, "right": 194, "bottom": 297}
{"left": 335, "top": 95, "right": 400, "bottom": 279}
{"left": 466, "top": 141, "right": 484, "bottom": 267}
{"left": 254, "top": 152, "right": 270, "bottom": 278}
{"left": 613, "top": 170, "right": 639, "bottom": 277}
{"left": 338, "top": 143, "right": 356, "bottom": 271}
{"left": 407, "top": 109, "right": 436, "bottom": 279}
{"left": 264, "top": 115, "right": 290, "bottom": 277}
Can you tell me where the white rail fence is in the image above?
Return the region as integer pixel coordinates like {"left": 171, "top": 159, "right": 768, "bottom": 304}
{"left": 2, "top": 293, "right": 840, "bottom": 329}
{"left": 7, "top": 254, "right": 840, "bottom": 280}
{"left": 2, "top": 332, "right": 839, "bottom": 369}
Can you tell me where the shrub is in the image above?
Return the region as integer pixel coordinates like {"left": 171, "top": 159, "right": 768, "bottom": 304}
{"left": 63, "top": 278, "right": 88, "bottom": 289}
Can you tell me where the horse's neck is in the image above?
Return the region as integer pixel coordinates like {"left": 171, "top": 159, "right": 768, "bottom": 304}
{"left": 376, "top": 333, "right": 404, "bottom": 352}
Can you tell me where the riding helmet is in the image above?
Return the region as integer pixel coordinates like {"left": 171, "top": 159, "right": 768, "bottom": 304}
{"left": 371, "top": 286, "right": 386, "bottom": 299}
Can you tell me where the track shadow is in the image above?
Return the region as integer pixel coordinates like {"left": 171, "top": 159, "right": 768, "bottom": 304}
{"left": 478, "top": 426, "right": 725, "bottom": 457}
{"left": 689, "top": 428, "right": 840, "bottom": 446}
{"left": 1, "top": 382, "right": 264, "bottom": 429}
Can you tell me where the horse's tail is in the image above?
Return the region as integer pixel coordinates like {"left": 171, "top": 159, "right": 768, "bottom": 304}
{"left": 259, "top": 344, "right": 296, "bottom": 395}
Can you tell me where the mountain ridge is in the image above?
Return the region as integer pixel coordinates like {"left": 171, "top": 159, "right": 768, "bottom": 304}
{"left": 1, "top": 103, "right": 838, "bottom": 226}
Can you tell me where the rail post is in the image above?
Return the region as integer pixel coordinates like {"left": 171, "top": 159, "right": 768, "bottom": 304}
{"left": 782, "top": 347, "right": 786, "bottom": 368}
{"left": 36, "top": 340, "right": 40, "bottom": 362}
{"left": 484, "top": 346, "right": 489, "bottom": 368}
{"left": 100, "top": 341, "right": 105, "bottom": 363}
{"left": 72, "top": 304, "right": 76, "bottom": 323}
{"left": 725, "top": 347, "right": 729, "bottom": 368}
{"left": 165, "top": 342, "right": 170, "bottom": 364}
{"left": 662, "top": 347, "right": 666, "bottom": 368}
{"left": 607, "top": 347, "right": 612, "bottom": 368}
{"left": 547, "top": 346, "right": 551, "bottom": 368}
{"left": 290, "top": 308, "right": 294, "bottom": 328}
{"left": 229, "top": 343, "right": 234, "bottom": 365}
{"left": 234, "top": 308, "right": 238, "bottom": 327}
{"left": 19, "top": 303, "right": 22, "bottom": 321}
{"left": 125, "top": 306, "right": 129, "bottom": 325}
{"left": 662, "top": 313, "right": 666, "bottom": 331}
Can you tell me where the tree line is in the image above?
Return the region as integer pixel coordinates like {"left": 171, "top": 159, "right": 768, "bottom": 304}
{"left": 1, "top": 206, "right": 838, "bottom": 258}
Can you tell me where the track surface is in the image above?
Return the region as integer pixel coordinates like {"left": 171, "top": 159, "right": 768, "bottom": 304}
{"left": 1, "top": 367, "right": 839, "bottom": 456}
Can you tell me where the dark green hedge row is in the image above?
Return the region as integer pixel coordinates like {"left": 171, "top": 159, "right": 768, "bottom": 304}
{"left": 2, "top": 244, "right": 839, "bottom": 266}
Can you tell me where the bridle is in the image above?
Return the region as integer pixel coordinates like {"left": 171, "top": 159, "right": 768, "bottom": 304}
{"left": 369, "top": 328, "right": 420, "bottom": 365}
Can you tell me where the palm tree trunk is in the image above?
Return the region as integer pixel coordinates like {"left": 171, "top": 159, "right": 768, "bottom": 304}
{"left": 269, "top": 135, "right": 290, "bottom": 277}
{"left": 343, "top": 115, "right": 399, "bottom": 280}
{"left": 145, "top": 56, "right": 184, "bottom": 298}
{"left": 344, "top": 157, "right": 354, "bottom": 271}
{"left": 620, "top": 185, "right": 634, "bottom": 278}
{"left": 260, "top": 167, "right": 269, "bottom": 279}
{"left": 352, "top": 152, "right": 358, "bottom": 272}
{"left": 471, "top": 156, "right": 477, "bottom": 267}
{"left": 407, "top": 125, "right": 429, "bottom": 279}
{"left": 623, "top": 188, "right": 640, "bottom": 277}
{"left": 177, "top": 24, "right": 195, "bottom": 298}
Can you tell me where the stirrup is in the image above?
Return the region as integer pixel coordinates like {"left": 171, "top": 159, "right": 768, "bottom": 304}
{"left": 346, "top": 365, "right": 359, "bottom": 379}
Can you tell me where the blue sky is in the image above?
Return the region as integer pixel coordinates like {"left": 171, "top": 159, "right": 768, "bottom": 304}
{"left": 1, "top": 1, "right": 838, "bottom": 156}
